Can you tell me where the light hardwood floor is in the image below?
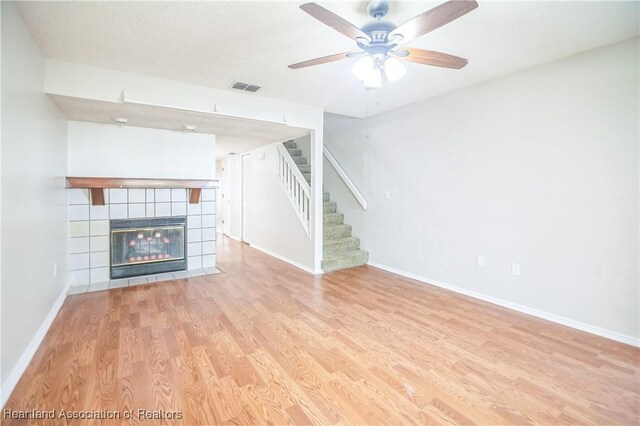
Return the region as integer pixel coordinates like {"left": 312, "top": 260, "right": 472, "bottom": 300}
{"left": 3, "top": 236, "right": 639, "bottom": 425}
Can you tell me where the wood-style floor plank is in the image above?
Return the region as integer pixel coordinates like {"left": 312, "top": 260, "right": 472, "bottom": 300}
{"left": 3, "top": 236, "right": 639, "bottom": 425}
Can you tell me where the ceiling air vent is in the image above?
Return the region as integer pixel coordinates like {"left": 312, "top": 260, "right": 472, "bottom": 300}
{"left": 231, "top": 81, "right": 261, "bottom": 93}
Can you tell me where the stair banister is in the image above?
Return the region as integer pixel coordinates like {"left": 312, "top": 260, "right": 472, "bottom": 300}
{"left": 276, "top": 143, "right": 311, "bottom": 237}
{"left": 323, "top": 147, "right": 367, "bottom": 210}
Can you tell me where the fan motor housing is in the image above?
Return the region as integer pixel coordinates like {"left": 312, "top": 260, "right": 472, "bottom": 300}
{"left": 360, "top": 20, "right": 397, "bottom": 44}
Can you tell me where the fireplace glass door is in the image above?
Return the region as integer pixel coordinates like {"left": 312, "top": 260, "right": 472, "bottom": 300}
{"left": 110, "top": 217, "right": 187, "bottom": 279}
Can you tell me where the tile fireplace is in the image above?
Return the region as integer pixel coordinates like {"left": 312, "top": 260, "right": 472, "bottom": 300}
{"left": 110, "top": 216, "right": 187, "bottom": 279}
{"left": 68, "top": 187, "right": 217, "bottom": 290}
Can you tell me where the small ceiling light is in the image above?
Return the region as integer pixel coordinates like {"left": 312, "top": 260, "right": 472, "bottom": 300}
{"left": 184, "top": 125, "right": 197, "bottom": 132}
{"left": 353, "top": 54, "right": 406, "bottom": 88}
{"left": 114, "top": 117, "right": 128, "bottom": 125}
{"left": 384, "top": 57, "right": 406, "bottom": 82}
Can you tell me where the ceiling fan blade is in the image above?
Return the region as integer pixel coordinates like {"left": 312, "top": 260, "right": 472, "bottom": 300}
{"left": 288, "top": 52, "right": 355, "bottom": 69}
{"left": 389, "top": 0, "right": 478, "bottom": 44}
{"left": 300, "top": 3, "right": 370, "bottom": 42}
{"left": 399, "top": 48, "right": 468, "bottom": 69}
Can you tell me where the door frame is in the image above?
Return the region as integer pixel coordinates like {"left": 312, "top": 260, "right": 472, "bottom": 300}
{"left": 221, "top": 158, "right": 231, "bottom": 237}
{"left": 241, "top": 153, "right": 252, "bottom": 244}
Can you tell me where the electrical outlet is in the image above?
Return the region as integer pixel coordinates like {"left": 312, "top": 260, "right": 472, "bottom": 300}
{"left": 384, "top": 190, "right": 391, "bottom": 200}
{"left": 477, "top": 255, "right": 485, "bottom": 267}
{"left": 53, "top": 262, "right": 58, "bottom": 276}
{"left": 511, "top": 263, "right": 521, "bottom": 277}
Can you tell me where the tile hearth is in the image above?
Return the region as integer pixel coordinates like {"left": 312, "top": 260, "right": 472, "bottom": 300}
{"left": 67, "top": 266, "right": 221, "bottom": 295}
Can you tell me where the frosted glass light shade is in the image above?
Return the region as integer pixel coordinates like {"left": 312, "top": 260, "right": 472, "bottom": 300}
{"left": 384, "top": 57, "right": 406, "bottom": 82}
{"left": 352, "top": 56, "right": 374, "bottom": 81}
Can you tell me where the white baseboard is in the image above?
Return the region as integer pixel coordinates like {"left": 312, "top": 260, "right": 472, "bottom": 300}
{"left": 1, "top": 282, "right": 71, "bottom": 407}
{"left": 368, "top": 261, "right": 640, "bottom": 348}
{"left": 250, "top": 244, "right": 321, "bottom": 275}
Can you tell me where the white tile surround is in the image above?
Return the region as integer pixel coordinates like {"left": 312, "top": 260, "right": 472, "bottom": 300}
{"left": 68, "top": 187, "right": 216, "bottom": 290}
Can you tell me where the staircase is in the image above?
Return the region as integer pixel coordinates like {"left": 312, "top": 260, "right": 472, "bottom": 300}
{"left": 321, "top": 191, "right": 369, "bottom": 272}
{"left": 283, "top": 140, "right": 369, "bottom": 273}
{"left": 283, "top": 140, "right": 311, "bottom": 184}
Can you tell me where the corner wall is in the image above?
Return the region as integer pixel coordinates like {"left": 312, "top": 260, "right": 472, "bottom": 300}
{"left": 324, "top": 38, "right": 640, "bottom": 343}
{"left": 220, "top": 142, "right": 315, "bottom": 272}
{"left": 221, "top": 155, "right": 243, "bottom": 241}
{"left": 1, "top": 1, "right": 69, "bottom": 402}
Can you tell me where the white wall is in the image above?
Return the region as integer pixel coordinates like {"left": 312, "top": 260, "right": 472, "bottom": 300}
{"left": 1, "top": 1, "right": 69, "bottom": 401}
{"left": 324, "top": 37, "right": 639, "bottom": 343}
{"left": 0, "top": 0, "right": 3, "bottom": 401}
{"left": 215, "top": 160, "right": 224, "bottom": 232}
{"left": 68, "top": 121, "right": 215, "bottom": 179}
{"left": 251, "top": 143, "right": 315, "bottom": 271}
{"left": 220, "top": 143, "right": 315, "bottom": 271}
{"left": 323, "top": 114, "right": 368, "bottom": 243}
{"left": 222, "top": 155, "right": 243, "bottom": 240}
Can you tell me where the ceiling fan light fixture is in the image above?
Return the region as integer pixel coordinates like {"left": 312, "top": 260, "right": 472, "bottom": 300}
{"left": 352, "top": 56, "right": 374, "bottom": 81}
{"left": 289, "top": 0, "right": 477, "bottom": 87}
{"left": 384, "top": 57, "right": 407, "bottom": 82}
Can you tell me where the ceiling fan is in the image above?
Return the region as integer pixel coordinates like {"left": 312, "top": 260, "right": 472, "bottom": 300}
{"left": 288, "top": 0, "right": 478, "bottom": 88}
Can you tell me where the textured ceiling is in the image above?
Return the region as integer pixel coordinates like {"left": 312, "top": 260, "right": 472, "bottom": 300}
{"left": 49, "top": 95, "right": 309, "bottom": 159}
{"left": 20, "top": 1, "right": 640, "bottom": 117}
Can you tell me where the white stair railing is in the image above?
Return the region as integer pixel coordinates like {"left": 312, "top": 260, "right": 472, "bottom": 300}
{"left": 276, "top": 143, "right": 311, "bottom": 237}
{"left": 323, "top": 146, "right": 367, "bottom": 210}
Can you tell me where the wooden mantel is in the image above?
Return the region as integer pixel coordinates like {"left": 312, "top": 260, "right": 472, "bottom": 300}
{"left": 66, "top": 177, "right": 219, "bottom": 206}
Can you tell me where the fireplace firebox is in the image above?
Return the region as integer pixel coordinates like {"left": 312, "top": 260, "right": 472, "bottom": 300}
{"left": 110, "top": 216, "right": 187, "bottom": 279}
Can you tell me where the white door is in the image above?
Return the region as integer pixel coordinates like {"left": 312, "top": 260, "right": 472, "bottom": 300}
{"left": 241, "top": 154, "right": 252, "bottom": 244}
{"left": 222, "top": 159, "right": 231, "bottom": 236}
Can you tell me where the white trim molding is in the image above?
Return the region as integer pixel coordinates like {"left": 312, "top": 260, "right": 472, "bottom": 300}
{"left": 1, "top": 283, "right": 71, "bottom": 407}
{"left": 251, "top": 243, "right": 321, "bottom": 275}
{"left": 368, "top": 261, "right": 640, "bottom": 348}
{"left": 227, "top": 234, "right": 242, "bottom": 242}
